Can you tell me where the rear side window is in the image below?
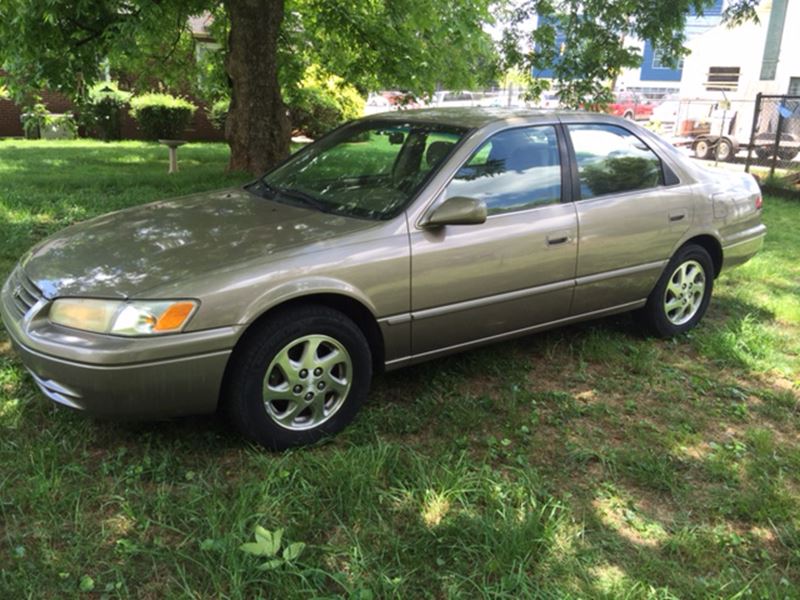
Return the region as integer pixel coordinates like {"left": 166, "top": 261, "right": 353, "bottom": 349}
{"left": 568, "top": 124, "right": 662, "bottom": 199}
{"left": 445, "top": 125, "right": 562, "bottom": 215}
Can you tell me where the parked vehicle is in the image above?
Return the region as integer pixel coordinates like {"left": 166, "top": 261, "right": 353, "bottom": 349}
{"left": 669, "top": 97, "right": 800, "bottom": 163}
{"left": 2, "top": 109, "right": 765, "bottom": 449}
{"left": 649, "top": 94, "right": 680, "bottom": 130}
{"left": 531, "top": 92, "right": 561, "bottom": 110}
{"left": 363, "top": 93, "right": 393, "bottom": 115}
{"left": 433, "top": 90, "right": 479, "bottom": 107}
{"left": 607, "top": 92, "right": 654, "bottom": 120}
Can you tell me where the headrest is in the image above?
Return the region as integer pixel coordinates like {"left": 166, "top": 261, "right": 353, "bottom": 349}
{"left": 426, "top": 141, "right": 455, "bottom": 168}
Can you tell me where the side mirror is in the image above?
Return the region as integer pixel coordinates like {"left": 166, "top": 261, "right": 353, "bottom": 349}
{"left": 423, "top": 196, "right": 487, "bottom": 228}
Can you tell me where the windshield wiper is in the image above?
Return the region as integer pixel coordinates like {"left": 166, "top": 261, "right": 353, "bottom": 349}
{"left": 247, "top": 179, "right": 330, "bottom": 213}
{"left": 272, "top": 185, "right": 332, "bottom": 213}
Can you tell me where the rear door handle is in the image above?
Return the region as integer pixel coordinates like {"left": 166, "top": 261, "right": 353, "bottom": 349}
{"left": 546, "top": 235, "right": 570, "bottom": 246}
{"left": 669, "top": 214, "right": 685, "bottom": 222}
{"left": 669, "top": 210, "right": 688, "bottom": 222}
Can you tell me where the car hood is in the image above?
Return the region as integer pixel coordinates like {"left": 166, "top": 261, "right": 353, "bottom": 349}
{"left": 21, "top": 187, "right": 376, "bottom": 299}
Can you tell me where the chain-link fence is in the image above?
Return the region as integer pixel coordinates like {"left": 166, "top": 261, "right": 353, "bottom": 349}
{"left": 745, "top": 94, "right": 800, "bottom": 179}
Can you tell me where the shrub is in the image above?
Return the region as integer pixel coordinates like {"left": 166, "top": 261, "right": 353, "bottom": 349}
{"left": 21, "top": 103, "right": 78, "bottom": 140}
{"left": 208, "top": 98, "right": 229, "bottom": 131}
{"left": 20, "top": 102, "right": 48, "bottom": 139}
{"left": 81, "top": 81, "right": 131, "bottom": 141}
{"left": 285, "top": 67, "right": 364, "bottom": 139}
{"left": 40, "top": 113, "right": 78, "bottom": 139}
{"left": 130, "top": 93, "right": 197, "bottom": 140}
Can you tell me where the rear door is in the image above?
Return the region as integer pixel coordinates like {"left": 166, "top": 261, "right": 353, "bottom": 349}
{"left": 409, "top": 124, "right": 578, "bottom": 355}
{"left": 564, "top": 122, "right": 692, "bottom": 315}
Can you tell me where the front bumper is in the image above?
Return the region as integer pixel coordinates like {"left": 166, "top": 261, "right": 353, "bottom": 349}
{"left": 1, "top": 270, "right": 240, "bottom": 419}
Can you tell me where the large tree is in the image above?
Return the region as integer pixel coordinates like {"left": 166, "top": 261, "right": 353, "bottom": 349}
{"left": 0, "top": 0, "right": 497, "bottom": 173}
{"left": 0, "top": 0, "right": 760, "bottom": 173}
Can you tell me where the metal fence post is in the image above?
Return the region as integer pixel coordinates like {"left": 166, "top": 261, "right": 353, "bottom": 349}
{"left": 745, "top": 92, "right": 761, "bottom": 173}
{"left": 770, "top": 105, "right": 784, "bottom": 179}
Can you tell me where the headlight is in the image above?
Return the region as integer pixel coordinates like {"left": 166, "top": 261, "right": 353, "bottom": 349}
{"left": 49, "top": 298, "right": 198, "bottom": 336}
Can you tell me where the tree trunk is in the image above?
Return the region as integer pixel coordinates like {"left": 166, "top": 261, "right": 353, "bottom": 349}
{"left": 224, "top": 0, "right": 290, "bottom": 174}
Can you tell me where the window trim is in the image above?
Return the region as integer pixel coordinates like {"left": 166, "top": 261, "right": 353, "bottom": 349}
{"left": 430, "top": 123, "right": 571, "bottom": 219}
{"left": 562, "top": 122, "right": 675, "bottom": 202}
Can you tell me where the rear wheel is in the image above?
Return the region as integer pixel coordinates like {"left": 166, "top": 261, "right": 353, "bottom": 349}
{"left": 224, "top": 305, "right": 372, "bottom": 449}
{"left": 754, "top": 147, "right": 771, "bottom": 160}
{"left": 716, "top": 138, "right": 734, "bottom": 162}
{"left": 637, "top": 244, "right": 714, "bottom": 338}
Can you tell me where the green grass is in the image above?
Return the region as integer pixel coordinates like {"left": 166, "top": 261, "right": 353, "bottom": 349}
{"left": 1, "top": 139, "right": 799, "bottom": 598}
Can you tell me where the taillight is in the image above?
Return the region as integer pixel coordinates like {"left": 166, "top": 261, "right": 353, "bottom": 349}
{"left": 755, "top": 195, "right": 763, "bottom": 210}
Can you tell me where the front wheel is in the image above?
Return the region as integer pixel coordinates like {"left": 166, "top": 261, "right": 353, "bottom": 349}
{"left": 224, "top": 305, "right": 372, "bottom": 450}
{"left": 694, "top": 139, "right": 711, "bottom": 160}
{"left": 637, "top": 244, "right": 714, "bottom": 338}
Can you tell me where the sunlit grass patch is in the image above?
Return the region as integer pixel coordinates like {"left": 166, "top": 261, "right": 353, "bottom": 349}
{"left": 695, "top": 312, "right": 796, "bottom": 373}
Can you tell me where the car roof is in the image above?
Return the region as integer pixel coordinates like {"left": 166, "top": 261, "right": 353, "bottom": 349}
{"left": 362, "top": 107, "right": 587, "bottom": 129}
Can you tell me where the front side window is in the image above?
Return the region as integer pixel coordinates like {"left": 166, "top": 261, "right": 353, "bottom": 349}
{"left": 445, "top": 125, "right": 562, "bottom": 215}
{"left": 260, "top": 121, "right": 467, "bottom": 220}
{"left": 568, "top": 124, "right": 662, "bottom": 199}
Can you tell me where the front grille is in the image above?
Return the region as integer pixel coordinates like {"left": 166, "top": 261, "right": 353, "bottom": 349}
{"left": 7, "top": 267, "right": 44, "bottom": 319}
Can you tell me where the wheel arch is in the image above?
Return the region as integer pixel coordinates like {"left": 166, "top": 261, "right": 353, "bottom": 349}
{"left": 231, "top": 291, "right": 386, "bottom": 374}
{"left": 680, "top": 234, "right": 723, "bottom": 278}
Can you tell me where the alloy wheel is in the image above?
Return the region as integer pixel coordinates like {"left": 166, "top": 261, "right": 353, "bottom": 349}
{"left": 663, "top": 260, "right": 706, "bottom": 326}
{"left": 262, "top": 334, "right": 352, "bottom": 431}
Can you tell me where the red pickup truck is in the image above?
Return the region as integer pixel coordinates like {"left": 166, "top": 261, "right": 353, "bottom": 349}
{"left": 607, "top": 92, "right": 654, "bottom": 120}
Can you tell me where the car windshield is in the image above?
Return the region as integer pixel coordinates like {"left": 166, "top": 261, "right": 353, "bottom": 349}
{"left": 256, "top": 120, "right": 468, "bottom": 220}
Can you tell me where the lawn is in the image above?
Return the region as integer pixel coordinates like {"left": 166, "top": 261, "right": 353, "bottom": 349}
{"left": 1, "top": 139, "right": 799, "bottom": 599}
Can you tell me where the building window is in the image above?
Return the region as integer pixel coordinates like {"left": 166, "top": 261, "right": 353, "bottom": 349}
{"left": 789, "top": 77, "right": 800, "bottom": 96}
{"left": 651, "top": 50, "right": 684, "bottom": 71}
{"left": 705, "top": 66, "right": 740, "bottom": 92}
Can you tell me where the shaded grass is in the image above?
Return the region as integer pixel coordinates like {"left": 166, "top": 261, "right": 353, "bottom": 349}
{"left": 1, "top": 140, "right": 799, "bottom": 598}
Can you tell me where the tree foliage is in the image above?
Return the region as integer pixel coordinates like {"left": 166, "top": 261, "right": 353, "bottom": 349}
{"left": 0, "top": 0, "right": 497, "bottom": 102}
{"left": 500, "top": 0, "right": 760, "bottom": 108}
{"left": 0, "top": 0, "right": 207, "bottom": 101}
{"left": 0, "top": 0, "right": 761, "bottom": 171}
{"left": 0, "top": 0, "right": 499, "bottom": 172}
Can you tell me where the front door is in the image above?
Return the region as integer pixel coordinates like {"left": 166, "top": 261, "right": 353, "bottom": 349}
{"left": 409, "top": 124, "right": 578, "bottom": 356}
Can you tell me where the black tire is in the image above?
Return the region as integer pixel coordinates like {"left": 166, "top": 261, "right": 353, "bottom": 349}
{"left": 637, "top": 244, "right": 714, "bottom": 338}
{"left": 754, "top": 147, "right": 771, "bottom": 160}
{"left": 224, "top": 305, "right": 372, "bottom": 450}
{"left": 778, "top": 148, "right": 799, "bottom": 161}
